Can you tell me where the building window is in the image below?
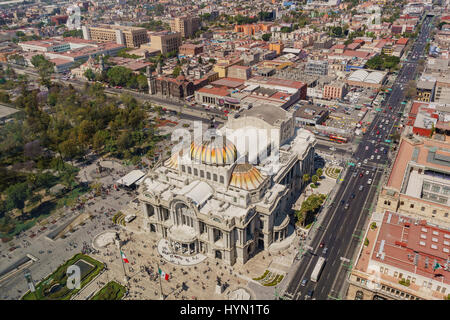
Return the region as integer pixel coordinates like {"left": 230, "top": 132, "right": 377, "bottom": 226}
{"left": 410, "top": 204, "right": 414, "bottom": 208}
{"left": 213, "top": 173, "right": 218, "bottom": 182}
{"left": 181, "top": 165, "right": 185, "bottom": 172}
{"left": 220, "top": 176, "right": 224, "bottom": 183}
{"left": 200, "top": 170, "right": 204, "bottom": 178}
{"left": 355, "top": 291, "right": 364, "bottom": 300}
{"left": 194, "top": 168, "right": 198, "bottom": 176}
{"left": 188, "top": 167, "right": 192, "bottom": 174}
{"left": 207, "top": 172, "right": 211, "bottom": 180}
{"left": 421, "top": 207, "right": 425, "bottom": 212}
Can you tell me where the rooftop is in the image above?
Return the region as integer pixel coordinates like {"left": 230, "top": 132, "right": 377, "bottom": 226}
{"left": 371, "top": 211, "right": 450, "bottom": 286}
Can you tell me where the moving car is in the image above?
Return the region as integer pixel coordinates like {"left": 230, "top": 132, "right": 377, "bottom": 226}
{"left": 359, "top": 185, "right": 364, "bottom": 191}
{"left": 367, "top": 179, "right": 372, "bottom": 185}
{"left": 301, "top": 279, "right": 308, "bottom": 287}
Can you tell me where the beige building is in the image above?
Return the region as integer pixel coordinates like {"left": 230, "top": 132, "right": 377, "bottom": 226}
{"left": 227, "top": 65, "right": 251, "bottom": 80}
{"left": 375, "top": 135, "right": 450, "bottom": 229}
{"left": 82, "top": 25, "right": 149, "bottom": 48}
{"left": 170, "top": 16, "right": 201, "bottom": 38}
{"left": 150, "top": 32, "right": 182, "bottom": 55}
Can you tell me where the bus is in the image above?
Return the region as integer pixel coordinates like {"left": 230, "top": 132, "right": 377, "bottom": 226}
{"left": 329, "top": 135, "right": 348, "bottom": 143}
{"left": 311, "top": 257, "right": 326, "bottom": 282}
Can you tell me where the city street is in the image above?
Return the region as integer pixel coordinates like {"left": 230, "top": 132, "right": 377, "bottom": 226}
{"left": 281, "top": 13, "right": 434, "bottom": 300}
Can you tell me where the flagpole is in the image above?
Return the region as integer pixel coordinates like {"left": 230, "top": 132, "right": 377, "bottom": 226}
{"left": 115, "top": 236, "right": 128, "bottom": 285}
{"left": 157, "top": 263, "right": 164, "bottom": 300}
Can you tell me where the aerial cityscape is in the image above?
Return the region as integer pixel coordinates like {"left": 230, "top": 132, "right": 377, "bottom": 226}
{"left": 0, "top": 0, "right": 449, "bottom": 305}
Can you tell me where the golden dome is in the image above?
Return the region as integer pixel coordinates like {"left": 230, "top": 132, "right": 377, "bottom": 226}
{"left": 230, "top": 163, "right": 265, "bottom": 190}
{"left": 190, "top": 136, "right": 237, "bottom": 166}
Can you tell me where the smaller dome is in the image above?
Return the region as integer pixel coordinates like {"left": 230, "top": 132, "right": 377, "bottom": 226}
{"left": 230, "top": 163, "right": 265, "bottom": 190}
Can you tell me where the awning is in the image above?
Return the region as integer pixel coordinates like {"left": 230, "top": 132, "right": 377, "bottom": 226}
{"left": 116, "top": 170, "right": 146, "bottom": 187}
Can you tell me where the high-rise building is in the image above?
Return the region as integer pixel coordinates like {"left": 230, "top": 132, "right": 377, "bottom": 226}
{"left": 170, "top": 16, "right": 201, "bottom": 38}
{"left": 82, "top": 25, "right": 149, "bottom": 48}
{"left": 149, "top": 32, "right": 182, "bottom": 55}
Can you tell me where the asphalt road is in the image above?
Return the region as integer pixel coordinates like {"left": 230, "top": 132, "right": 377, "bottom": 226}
{"left": 283, "top": 14, "right": 434, "bottom": 300}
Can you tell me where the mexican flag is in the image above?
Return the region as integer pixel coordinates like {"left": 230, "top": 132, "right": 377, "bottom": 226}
{"left": 433, "top": 261, "right": 442, "bottom": 271}
{"left": 121, "top": 250, "right": 129, "bottom": 264}
{"left": 158, "top": 267, "right": 169, "bottom": 280}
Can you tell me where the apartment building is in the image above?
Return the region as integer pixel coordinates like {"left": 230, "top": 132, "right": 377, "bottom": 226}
{"left": 82, "top": 25, "right": 149, "bottom": 48}
{"left": 169, "top": 16, "right": 201, "bottom": 38}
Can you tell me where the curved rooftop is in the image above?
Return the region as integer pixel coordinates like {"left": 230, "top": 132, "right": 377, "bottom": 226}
{"left": 190, "top": 136, "right": 237, "bottom": 166}
{"left": 348, "top": 69, "right": 369, "bottom": 82}
{"left": 348, "top": 69, "right": 385, "bottom": 84}
{"left": 229, "top": 163, "right": 265, "bottom": 190}
{"left": 365, "top": 71, "right": 384, "bottom": 84}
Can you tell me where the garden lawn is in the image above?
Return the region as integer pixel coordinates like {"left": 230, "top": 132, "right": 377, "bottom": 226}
{"left": 22, "top": 253, "right": 104, "bottom": 300}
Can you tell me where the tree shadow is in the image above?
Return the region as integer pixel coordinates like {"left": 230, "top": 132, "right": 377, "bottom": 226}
{"left": 26, "top": 200, "right": 57, "bottom": 219}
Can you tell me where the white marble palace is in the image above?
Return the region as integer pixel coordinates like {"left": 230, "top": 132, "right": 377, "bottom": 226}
{"left": 138, "top": 104, "right": 316, "bottom": 265}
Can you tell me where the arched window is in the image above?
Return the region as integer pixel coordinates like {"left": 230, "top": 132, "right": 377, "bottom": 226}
{"left": 355, "top": 290, "right": 364, "bottom": 300}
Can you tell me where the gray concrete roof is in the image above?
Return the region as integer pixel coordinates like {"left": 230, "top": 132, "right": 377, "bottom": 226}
{"left": 240, "top": 104, "right": 290, "bottom": 126}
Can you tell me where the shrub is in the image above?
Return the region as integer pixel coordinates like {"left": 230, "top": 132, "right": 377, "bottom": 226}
{"left": 364, "top": 238, "right": 369, "bottom": 246}
{"left": 370, "top": 222, "right": 377, "bottom": 230}
{"left": 253, "top": 270, "right": 269, "bottom": 281}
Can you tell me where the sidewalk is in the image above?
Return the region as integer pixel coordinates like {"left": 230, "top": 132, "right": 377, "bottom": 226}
{"left": 278, "top": 166, "right": 347, "bottom": 297}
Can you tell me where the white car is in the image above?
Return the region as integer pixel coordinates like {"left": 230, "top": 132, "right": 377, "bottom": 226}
{"left": 377, "top": 155, "right": 381, "bottom": 160}
{"left": 370, "top": 155, "right": 374, "bottom": 160}
{"left": 363, "top": 159, "right": 368, "bottom": 164}
{"left": 367, "top": 179, "right": 372, "bottom": 185}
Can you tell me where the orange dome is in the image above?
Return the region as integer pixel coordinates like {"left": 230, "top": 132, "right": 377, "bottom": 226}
{"left": 190, "top": 136, "right": 237, "bottom": 166}
{"left": 229, "top": 163, "right": 265, "bottom": 190}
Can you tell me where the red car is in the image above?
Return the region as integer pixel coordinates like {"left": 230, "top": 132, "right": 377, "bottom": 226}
{"left": 389, "top": 106, "right": 392, "bottom": 110}
{"left": 320, "top": 242, "right": 325, "bottom": 248}
{"left": 376, "top": 130, "right": 380, "bottom": 135}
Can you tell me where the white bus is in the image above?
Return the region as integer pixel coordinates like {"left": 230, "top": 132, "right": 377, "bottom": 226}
{"left": 310, "top": 257, "right": 326, "bottom": 282}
